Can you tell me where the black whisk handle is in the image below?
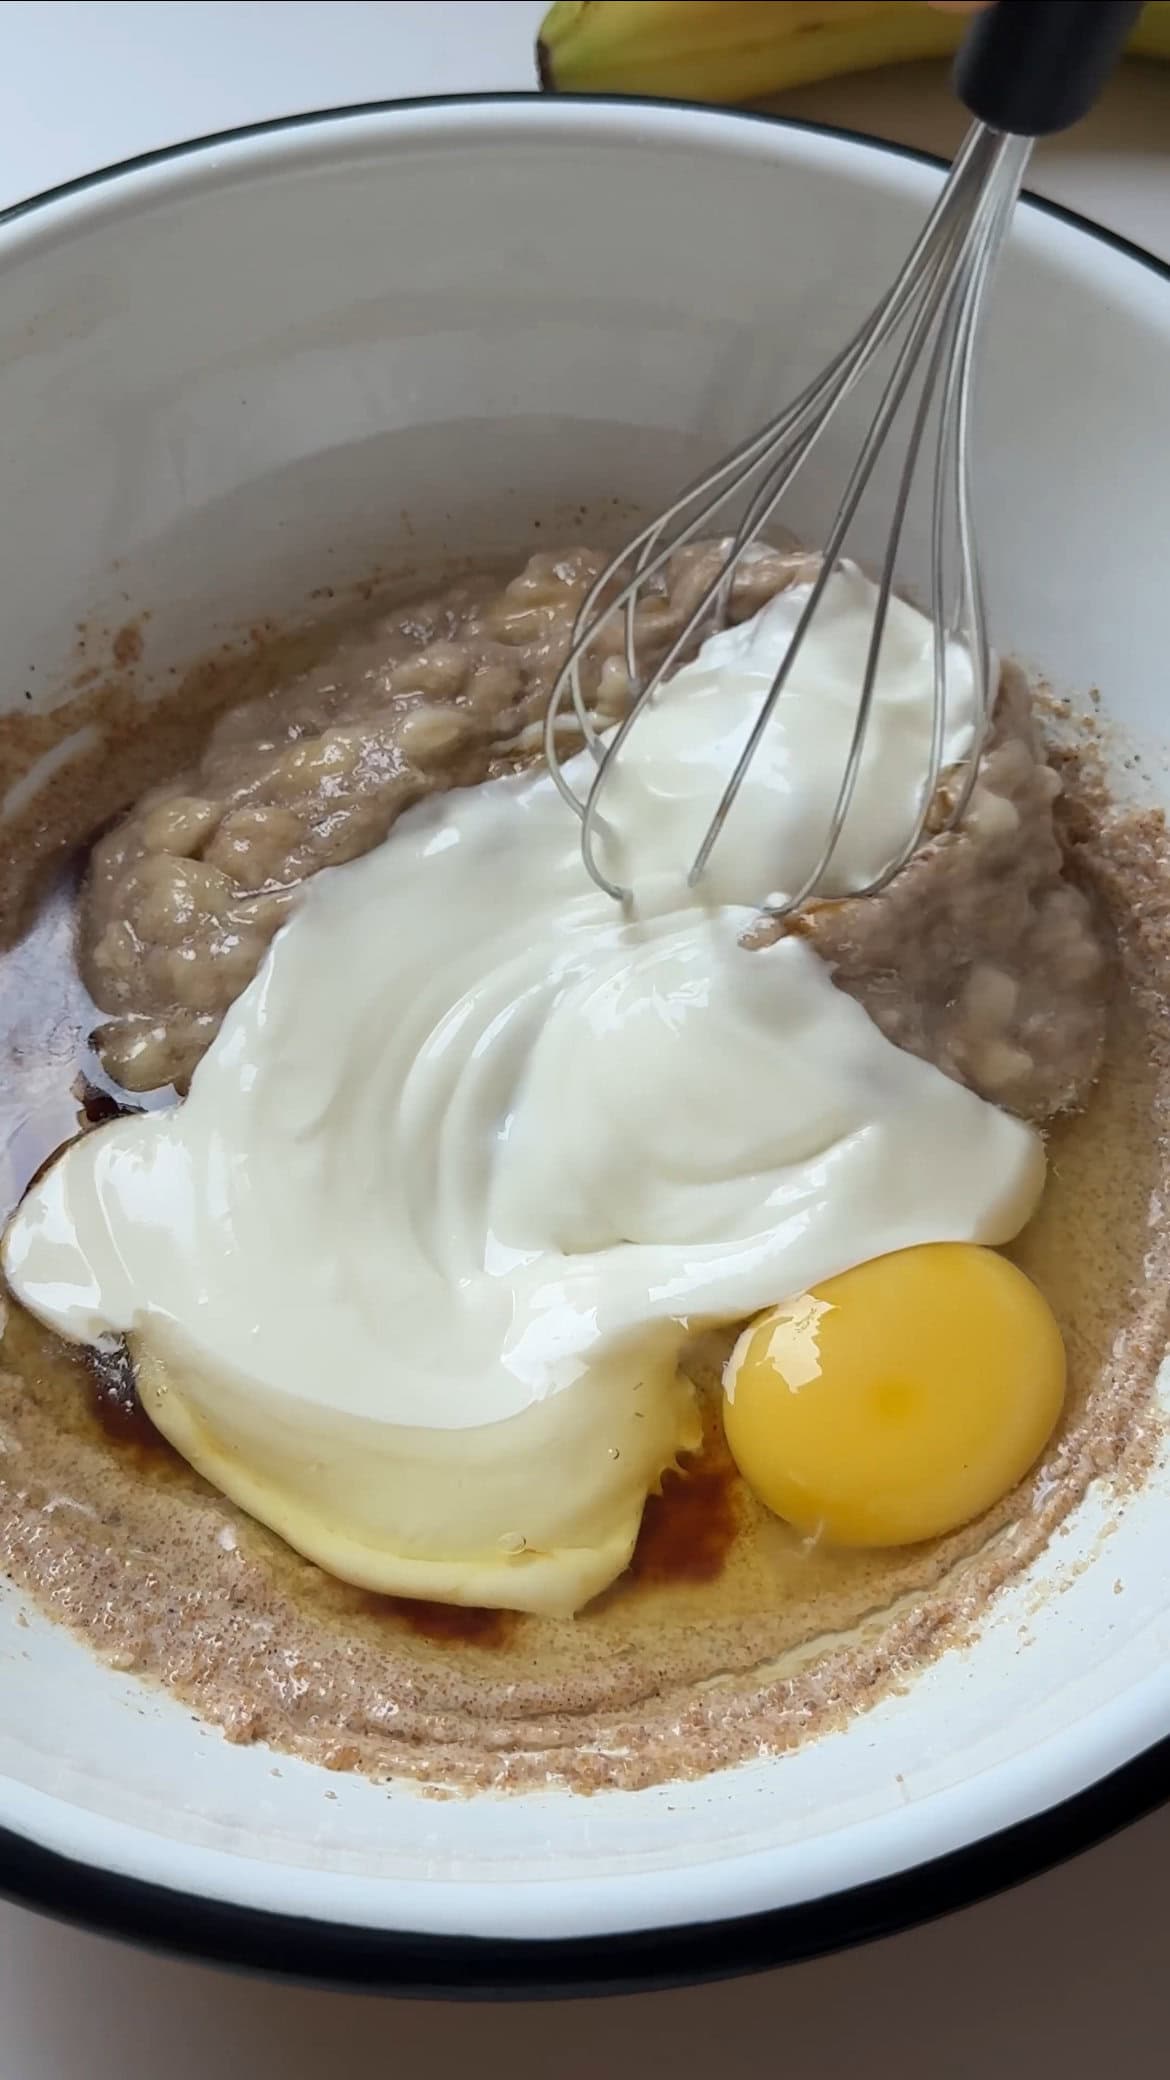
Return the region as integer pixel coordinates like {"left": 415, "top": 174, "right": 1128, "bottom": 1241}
{"left": 954, "top": 0, "right": 1143, "bottom": 138}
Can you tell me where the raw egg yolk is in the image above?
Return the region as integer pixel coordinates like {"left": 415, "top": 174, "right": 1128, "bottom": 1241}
{"left": 722, "top": 1243, "right": 1064, "bottom": 1548}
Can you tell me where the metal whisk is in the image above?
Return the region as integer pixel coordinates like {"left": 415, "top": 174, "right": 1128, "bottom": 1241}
{"left": 544, "top": 0, "right": 1141, "bottom": 918}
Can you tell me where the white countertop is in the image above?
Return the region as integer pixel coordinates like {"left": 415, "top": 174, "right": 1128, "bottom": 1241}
{"left": 0, "top": 5, "right": 1167, "bottom": 2073}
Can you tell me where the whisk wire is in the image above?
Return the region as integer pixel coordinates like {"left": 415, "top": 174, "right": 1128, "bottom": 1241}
{"left": 686, "top": 185, "right": 987, "bottom": 904}
{"left": 545, "top": 121, "right": 1034, "bottom": 915}
{"left": 545, "top": 125, "right": 998, "bottom": 800}
{"left": 864, "top": 130, "right": 1031, "bottom": 899}
{"left": 572, "top": 219, "right": 975, "bottom": 902}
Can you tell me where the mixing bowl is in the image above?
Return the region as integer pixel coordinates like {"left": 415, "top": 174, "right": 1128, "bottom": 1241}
{"left": 0, "top": 95, "right": 1168, "bottom": 1996}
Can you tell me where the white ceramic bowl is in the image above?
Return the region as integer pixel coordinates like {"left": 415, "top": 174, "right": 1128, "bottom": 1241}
{"left": 1, "top": 97, "right": 1169, "bottom": 1996}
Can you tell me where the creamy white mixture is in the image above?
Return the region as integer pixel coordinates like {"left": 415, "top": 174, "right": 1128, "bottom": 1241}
{"left": 3, "top": 567, "right": 1045, "bottom": 1615}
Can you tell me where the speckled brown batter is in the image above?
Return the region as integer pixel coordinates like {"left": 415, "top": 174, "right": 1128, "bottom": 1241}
{"left": 0, "top": 552, "right": 1164, "bottom": 1794}
{"left": 72, "top": 548, "right": 1104, "bottom": 1118}
{"left": 78, "top": 545, "right": 802, "bottom": 1092}
{"left": 779, "top": 667, "right": 1107, "bottom": 1122}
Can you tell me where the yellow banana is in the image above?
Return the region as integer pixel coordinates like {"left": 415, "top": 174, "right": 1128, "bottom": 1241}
{"left": 537, "top": 0, "right": 1170, "bottom": 104}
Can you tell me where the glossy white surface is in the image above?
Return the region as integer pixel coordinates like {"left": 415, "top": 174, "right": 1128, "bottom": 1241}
{"left": 6, "top": 570, "right": 1040, "bottom": 1615}
{"left": 5, "top": 89, "right": 1169, "bottom": 1931}
{"left": 0, "top": 3, "right": 1167, "bottom": 2068}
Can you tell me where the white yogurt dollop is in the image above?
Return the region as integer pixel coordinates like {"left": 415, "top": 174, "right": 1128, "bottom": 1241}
{"left": 3, "top": 566, "right": 1043, "bottom": 1614}
{"left": 596, "top": 558, "right": 981, "bottom": 910}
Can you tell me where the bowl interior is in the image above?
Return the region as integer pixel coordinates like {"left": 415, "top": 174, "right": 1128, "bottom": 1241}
{"left": 1, "top": 101, "right": 1168, "bottom": 1946}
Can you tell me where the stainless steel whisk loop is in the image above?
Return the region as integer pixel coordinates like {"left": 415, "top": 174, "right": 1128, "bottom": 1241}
{"left": 542, "top": 1, "right": 1141, "bottom": 918}
{"left": 543, "top": 120, "right": 1033, "bottom": 918}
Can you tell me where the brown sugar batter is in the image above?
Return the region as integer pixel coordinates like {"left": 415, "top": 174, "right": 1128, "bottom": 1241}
{"left": 0, "top": 547, "right": 1165, "bottom": 1794}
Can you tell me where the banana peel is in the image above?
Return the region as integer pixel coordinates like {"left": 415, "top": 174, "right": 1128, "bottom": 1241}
{"left": 537, "top": 0, "right": 1170, "bottom": 104}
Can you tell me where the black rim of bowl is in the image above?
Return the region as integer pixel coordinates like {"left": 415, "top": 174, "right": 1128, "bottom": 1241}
{"left": 1, "top": 90, "right": 1168, "bottom": 1998}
